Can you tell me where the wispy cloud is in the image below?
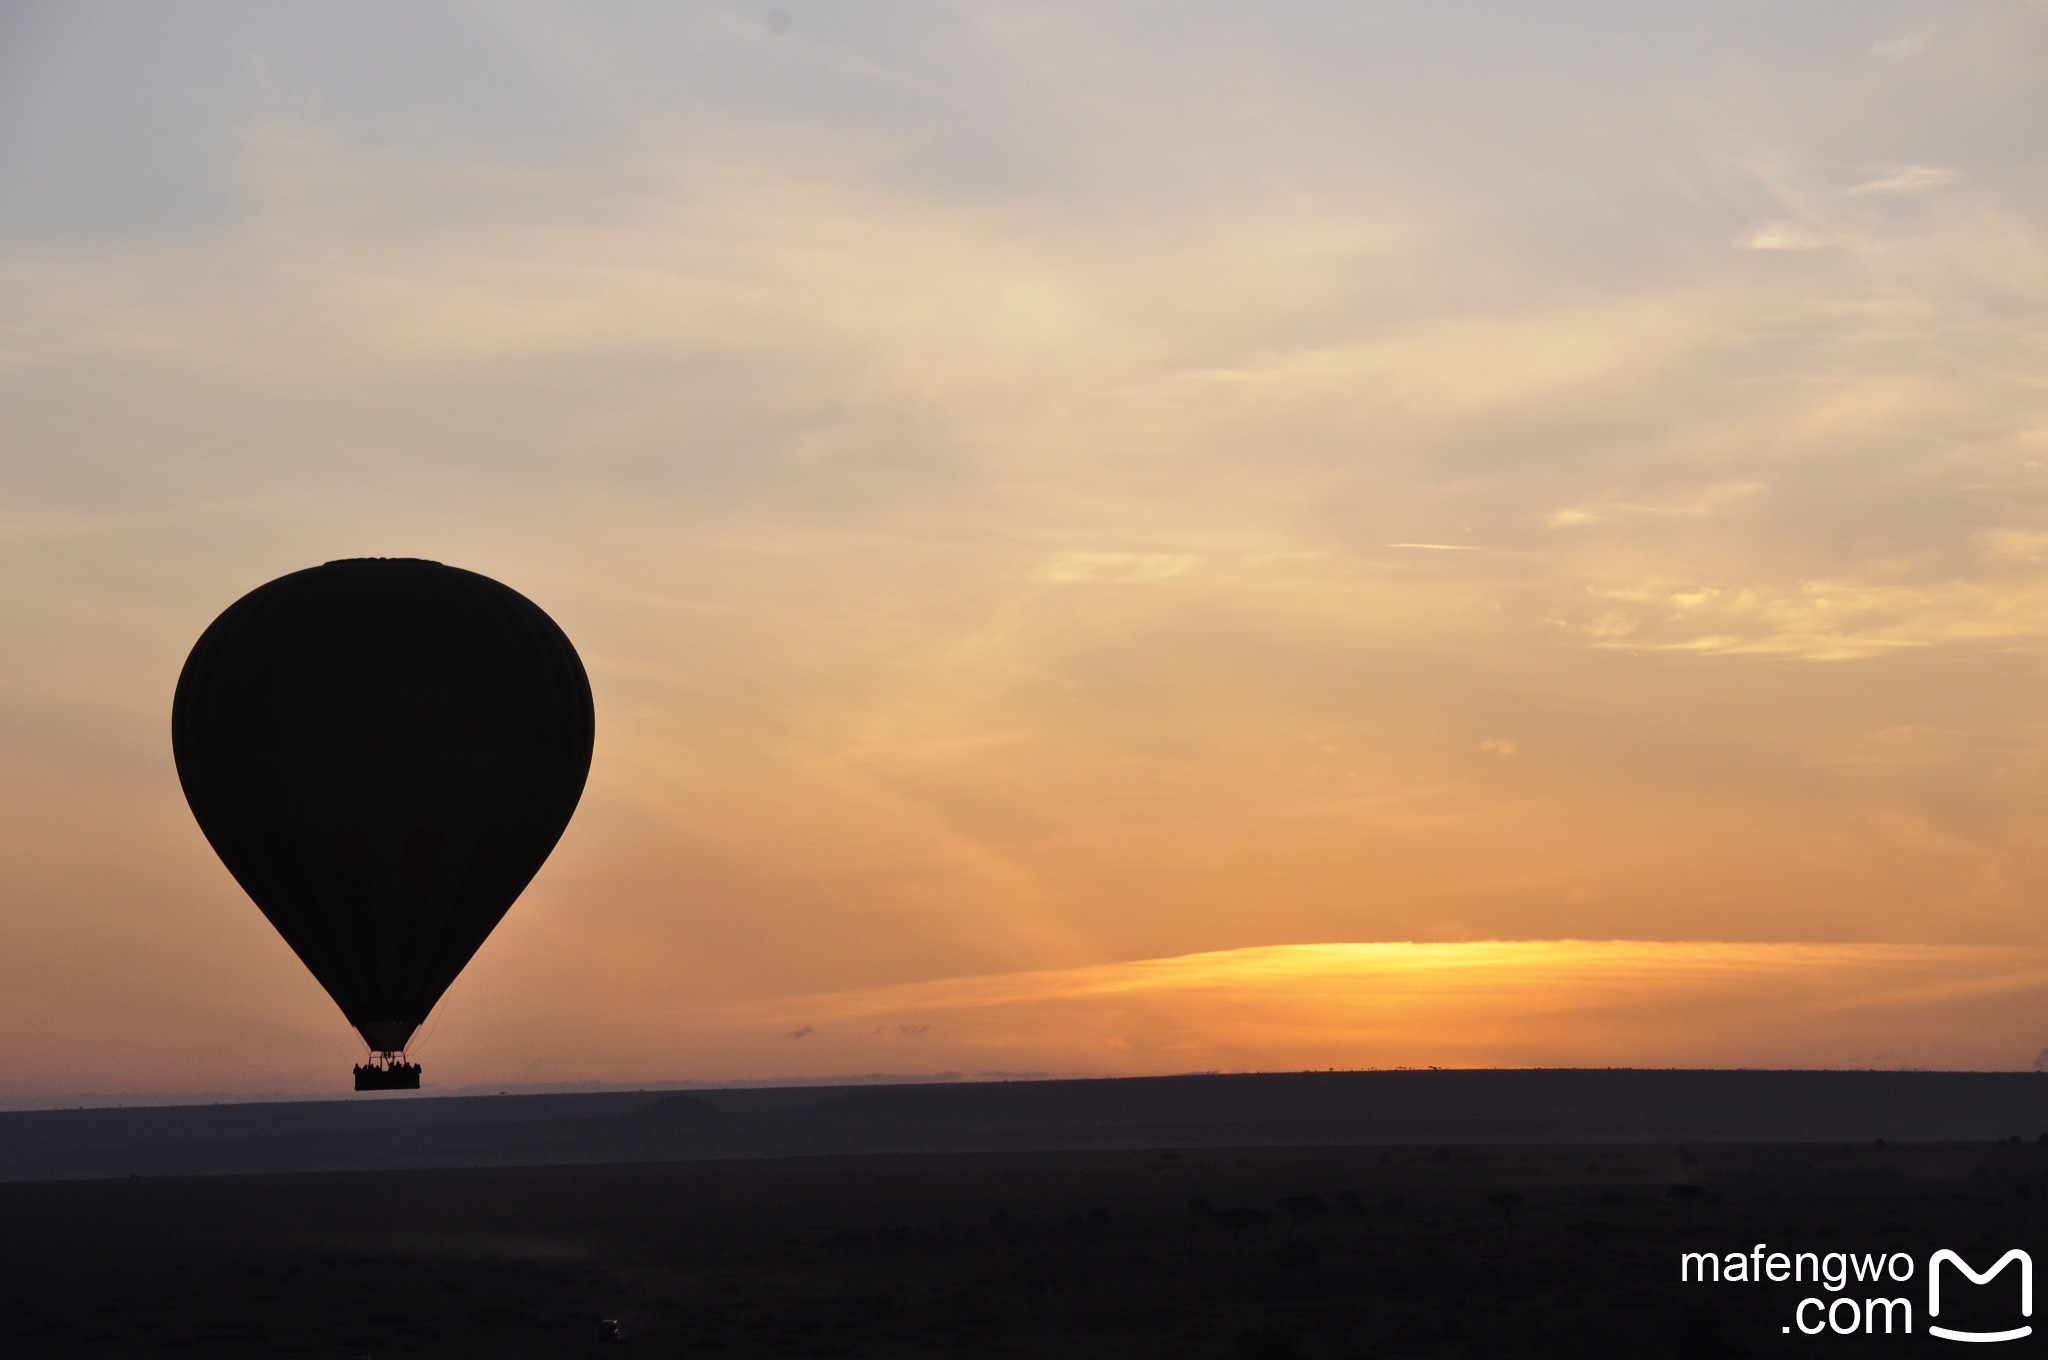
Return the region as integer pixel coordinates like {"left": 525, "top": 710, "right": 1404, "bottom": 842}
{"left": 1734, "top": 221, "right": 1837, "bottom": 252}
{"left": 1040, "top": 552, "right": 1198, "bottom": 583}
{"left": 1554, "top": 558, "right": 2048, "bottom": 661}
{"left": 1871, "top": 31, "right": 1933, "bottom": 61}
{"left": 1848, "top": 165, "right": 1956, "bottom": 196}
{"left": 1545, "top": 480, "right": 1765, "bottom": 531}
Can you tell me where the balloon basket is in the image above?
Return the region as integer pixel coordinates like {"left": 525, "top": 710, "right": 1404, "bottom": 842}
{"left": 354, "top": 1058, "right": 422, "bottom": 1091}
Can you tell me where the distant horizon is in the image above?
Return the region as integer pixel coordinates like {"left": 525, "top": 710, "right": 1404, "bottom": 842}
{"left": 5, "top": 1053, "right": 2038, "bottom": 1117}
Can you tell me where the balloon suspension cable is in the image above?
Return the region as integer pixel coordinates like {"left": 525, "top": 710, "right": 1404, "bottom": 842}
{"left": 353, "top": 1050, "right": 422, "bottom": 1091}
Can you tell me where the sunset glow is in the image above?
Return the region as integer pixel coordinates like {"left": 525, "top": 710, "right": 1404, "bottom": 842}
{"left": 474, "top": 940, "right": 2048, "bottom": 1088}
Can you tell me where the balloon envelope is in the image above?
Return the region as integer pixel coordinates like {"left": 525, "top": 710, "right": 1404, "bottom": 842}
{"left": 172, "top": 558, "right": 594, "bottom": 1061}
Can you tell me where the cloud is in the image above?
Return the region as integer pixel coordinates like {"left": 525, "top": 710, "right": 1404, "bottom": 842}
{"left": 1478, "top": 739, "right": 1517, "bottom": 757}
{"left": 1040, "top": 552, "right": 1198, "bottom": 584}
{"left": 1848, "top": 166, "right": 1956, "bottom": 197}
{"left": 1734, "top": 222, "right": 1836, "bottom": 252}
{"left": 1871, "top": 31, "right": 1932, "bottom": 61}
{"left": 785, "top": 1024, "right": 815, "bottom": 1040}
{"left": 1555, "top": 566, "right": 2048, "bottom": 661}
{"left": 1546, "top": 480, "right": 1765, "bottom": 531}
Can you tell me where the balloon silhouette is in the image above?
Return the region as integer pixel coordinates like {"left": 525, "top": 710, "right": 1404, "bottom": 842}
{"left": 172, "top": 559, "right": 594, "bottom": 1090}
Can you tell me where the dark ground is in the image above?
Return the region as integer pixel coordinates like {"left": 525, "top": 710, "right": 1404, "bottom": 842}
{"left": 5, "top": 1135, "right": 2047, "bottom": 1358}
{"left": 12, "top": 1070, "right": 2048, "bottom": 1180}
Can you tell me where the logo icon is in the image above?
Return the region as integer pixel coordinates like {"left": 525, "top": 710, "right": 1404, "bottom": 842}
{"left": 1928, "top": 1249, "right": 2032, "bottom": 1343}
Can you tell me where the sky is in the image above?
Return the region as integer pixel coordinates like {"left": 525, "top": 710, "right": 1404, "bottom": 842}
{"left": 4, "top": 2, "right": 2048, "bottom": 1103}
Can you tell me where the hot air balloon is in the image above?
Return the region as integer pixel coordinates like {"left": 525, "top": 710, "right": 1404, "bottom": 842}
{"left": 172, "top": 559, "right": 594, "bottom": 1090}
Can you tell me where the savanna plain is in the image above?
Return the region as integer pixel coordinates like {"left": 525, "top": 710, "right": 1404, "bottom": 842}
{"left": 6, "top": 1121, "right": 2047, "bottom": 1358}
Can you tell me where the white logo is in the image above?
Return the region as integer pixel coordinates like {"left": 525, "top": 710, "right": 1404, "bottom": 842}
{"left": 1928, "top": 1249, "right": 2032, "bottom": 1344}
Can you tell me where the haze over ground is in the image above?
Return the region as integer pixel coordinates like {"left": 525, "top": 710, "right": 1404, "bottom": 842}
{"left": 4, "top": 3, "right": 2048, "bottom": 1103}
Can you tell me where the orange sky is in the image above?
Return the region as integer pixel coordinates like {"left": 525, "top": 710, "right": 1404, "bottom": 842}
{"left": 4, "top": 4, "right": 2048, "bottom": 1102}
